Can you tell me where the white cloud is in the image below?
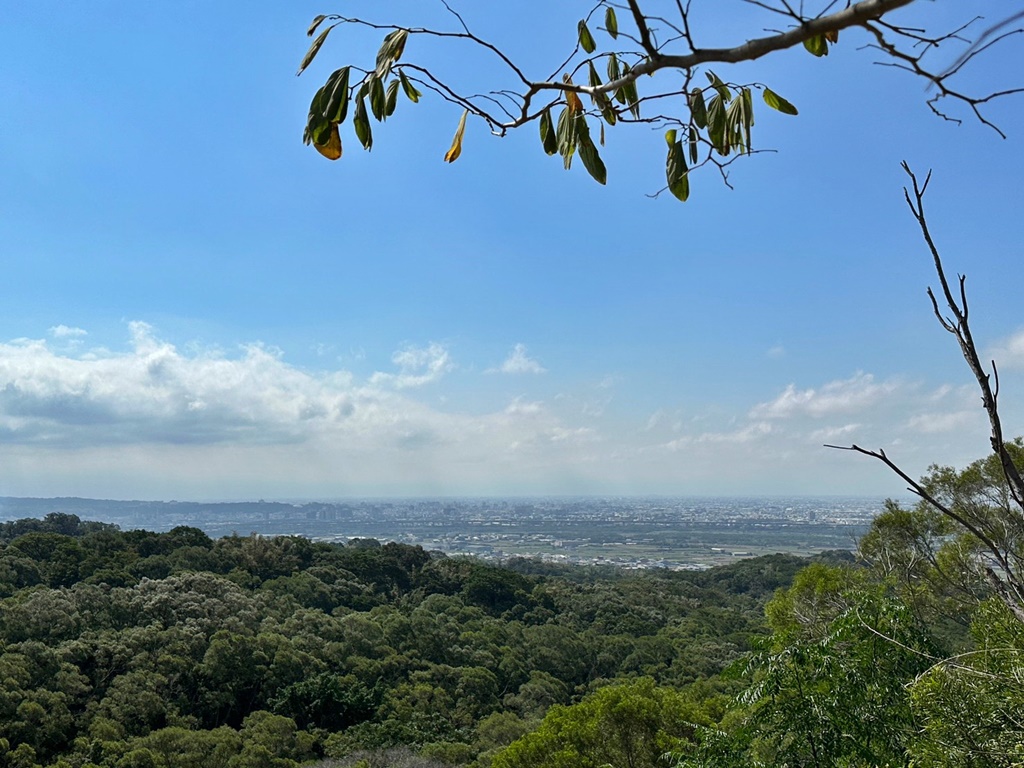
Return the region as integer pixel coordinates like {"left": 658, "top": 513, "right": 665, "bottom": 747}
{"left": 488, "top": 343, "right": 546, "bottom": 374}
{"left": 809, "top": 423, "right": 862, "bottom": 442}
{"left": 767, "top": 345, "right": 786, "bottom": 359}
{"left": 49, "top": 325, "right": 87, "bottom": 339}
{"left": 370, "top": 342, "right": 453, "bottom": 389}
{"left": 0, "top": 324, "right": 615, "bottom": 497}
{"left": 988, "top": 329, "right": 1024, "bottom": 369}
{"left": 905, "top": 410, "right": 980, "bottom": 434}
{"left": 0, "top": 324, "right": 361, "bottom": 446}
{"left": 505, "top": 397, "right": 543, "bottom": 417}
{"left": 665, "top": 421, "right": 773, "bottom": 450}
{"left": 645, "top": 410, "right": 667, "bottom": 432}
{"left": 749, "top": 372, "right": 900, "bottom": 419}
{"left": 0, "top": 323, "right": 999, "bottom": 498}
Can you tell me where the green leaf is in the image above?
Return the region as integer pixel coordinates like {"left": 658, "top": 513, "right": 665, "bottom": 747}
{"left": 325, "top": 67, "right": 351, "bottom": 124}
{"left": 707, "top": 94, "right": 727, "bottom": 155}
{"left": 306, "top": 85, "right": 331, "bottom": 146}
{"left": 308, "top": 84, "right": 328, "bottom": 120}
{"left": 307, "top": 15, "right": 328, "bottom": 37}
{"left": 705, "top": 71, "right": 731, "bottom": 102}
{"left": 666, "top": 140, "right": 689, "bottom": 201}
{"left": 607, "top": 52, "right": 620, "bottom": 83}
{"left": 555, "top": 107, "right": 577, "bottom": 169}
{"left": 595, "top": 90, "right": 617, "bottom": 125}
{"left": 726, "top": 95, "right": 750, "bottom": 154}
{"left": 444, "top": 109, "right": 469, "bottom": 163}
{"left": 539, "top": 109, "right": 559, "bottom": 155}
{"left": 803, "top": 34, "right": 828, "bottom": 57}
{"left": 588, "top": 61, "right": 602, "bottom": 90}
{"left": 618, "top": 65, "right": 640, "bottom": 118}
{"left": 688, "top": 129, "right": 699, "bottom": 164}
{"left": 577, "top": 126, "right": 607, "bottom": 185}
{"left": 578, "top": 20, "right": 597, "bottom": 54}
{"left": 762, "top": 87, "right": 798, "bottom": 115}
{"left": 354, "top": 96, "right": 372, "bottom": 150}
{"left": 385, "top": 79, "right": 400, "bottom": 118}
{"left": 309, "top": 111, "right": 331, "bottom": 146}
{"left": 399, "top": 71, "right": 421, "bottom": 103}
{"left": 664, "top": 129, "right": 678, "bottom": 147}
{"left": 376, "top": 29, "right": 409, "bottom": 77}
{"left": 297, "top": 25, "right": 332, "bottom": 76}
{"left": 689, "top": 88, "right": 707, "bottom": 129}
{"left": 626, "top": 82, "right": 640, "bottom": 118}
{"left": 369, "top": 76, "right": 386, "bottom": 121}
{"left": 605, "top": 6, "right": 618, "bottom": 38}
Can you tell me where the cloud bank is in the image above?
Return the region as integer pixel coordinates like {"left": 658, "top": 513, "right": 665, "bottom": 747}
{"left": 0, "top": 325, "right": 1002, "bottom": 499}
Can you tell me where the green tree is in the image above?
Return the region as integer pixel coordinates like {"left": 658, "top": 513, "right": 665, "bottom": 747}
{"left": 128, "top": 725, "right": 242, "bottom": 768}
{"left": 909, "top": 598, "right": 1024, "bottom": 766}
{"left": 736, "top": 567, "right": 935, "bottom": 767}
{"left": 493, "top": 678, "right": 708, "bottom": 768}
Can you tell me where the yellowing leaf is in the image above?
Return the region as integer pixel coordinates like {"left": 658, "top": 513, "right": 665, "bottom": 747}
{"left": 313, "top": 123, "right": 342, "bottom": 160}
{"left": 444, "top": 109, "right": 469, "bottom": 163}
{"left": 566, "top": 90, "right": 584, "bottom": 115}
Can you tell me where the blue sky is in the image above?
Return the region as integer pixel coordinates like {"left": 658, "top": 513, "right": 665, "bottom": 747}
{"left": 2, "top": 1, "right": 1023, "bottom": 500}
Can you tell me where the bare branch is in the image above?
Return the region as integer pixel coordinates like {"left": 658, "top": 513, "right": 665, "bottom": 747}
{"left": 831, "top": 165, "right": 1024, "bottom": 623}
{"left": 901, "top": 162, "right": 1024, "bottom": 511}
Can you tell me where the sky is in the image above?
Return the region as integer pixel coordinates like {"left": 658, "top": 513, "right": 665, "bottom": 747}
{"left": 1, "top": 1, "right": 1023, "bottom": 501}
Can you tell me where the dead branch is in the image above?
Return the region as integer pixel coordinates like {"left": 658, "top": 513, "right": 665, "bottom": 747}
{"left": 828, "top": 166, "right": 1024, "bottom": 624}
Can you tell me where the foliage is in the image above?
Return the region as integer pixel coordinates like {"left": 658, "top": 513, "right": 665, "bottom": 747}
{"left": 491, "top": 678, "right": 715, "bottom": 768}
{"left": 741, "top": 568, "right": 936, "bottom": 767}
{"left": 0, "top": 514, "right": 791, "bottom": 766}
{"left": 909, "top": 599, "right": 1024, "bottom": 766}
{"left": 295, "top": 2, "right": 1023, "bottom": 198}
{"left": 672, "top": 440, "right": 1024, "bottom": 767}
{"left": 11, "top": 499, "right": 1024, "bottom": 767}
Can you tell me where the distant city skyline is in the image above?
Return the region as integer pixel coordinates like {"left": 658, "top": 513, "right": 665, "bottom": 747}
{"left": 2, "top": 2, "right": 1024, "bottom": 500}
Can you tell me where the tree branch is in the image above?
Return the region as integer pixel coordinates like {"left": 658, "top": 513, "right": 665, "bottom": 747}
{"left": 829, "top": 165, "right": 1024, "bottom": 623}
{"left": 299, "top": 2, "right": 1023, "bottom": 198}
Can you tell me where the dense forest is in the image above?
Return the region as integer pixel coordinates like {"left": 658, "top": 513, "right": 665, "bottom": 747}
{"left": 1, "top": 494, "right": 1022, "bottom": 767}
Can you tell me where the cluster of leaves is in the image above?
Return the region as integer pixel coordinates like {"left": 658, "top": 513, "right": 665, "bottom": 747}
{"left": 301, "top": 24, "right": 421, "bottom": 160}
{"left": 296, "top": 3, "right": 803, "bottom": 199}
{"left": 0, "top": 513, "right": 799, "bottom": 768}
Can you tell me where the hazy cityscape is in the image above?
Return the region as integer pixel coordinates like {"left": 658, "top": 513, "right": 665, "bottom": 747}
{"left": 0, "top": 495, "right": 891, "bottom": 569}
